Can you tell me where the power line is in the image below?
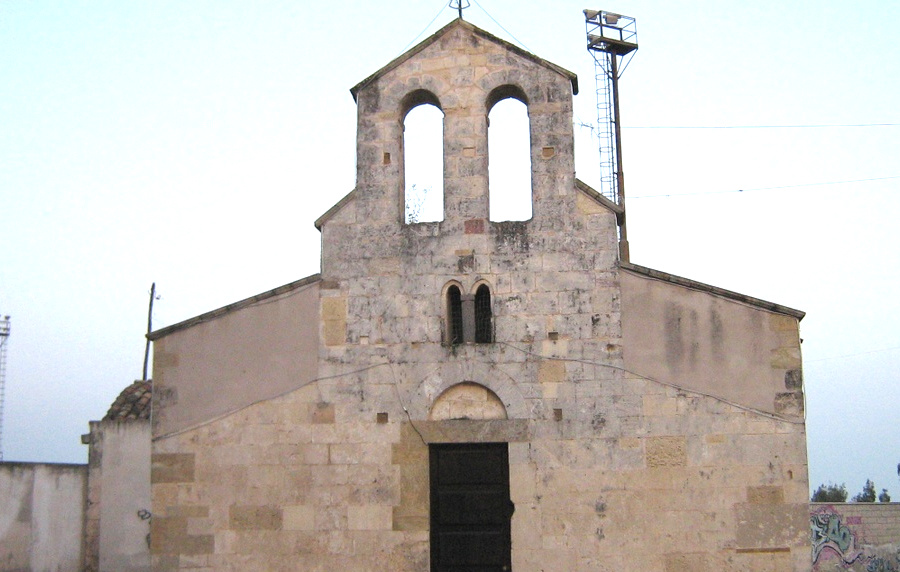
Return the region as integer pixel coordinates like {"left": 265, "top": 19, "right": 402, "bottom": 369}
{"left": 398, "top": 1, "right": 450, "bottom": 56}
{"left": 470, "top": 0, "right": 531, "bottom": 52}
{"left": 807, "top": 346, "right": 900, "bottom": 363}
{"left": 626, "top": 123, "right": 900, "bottom": 130}
{"left": 632, "top": 176, "right": 900, "bottom": 199}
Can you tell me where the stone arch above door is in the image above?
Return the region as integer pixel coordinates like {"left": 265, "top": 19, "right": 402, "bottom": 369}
{"left": 408, "top": 362, "right": 529, "bottom": 421}
{"left": 429, "top": 382, "right": 507, "bottom": 421}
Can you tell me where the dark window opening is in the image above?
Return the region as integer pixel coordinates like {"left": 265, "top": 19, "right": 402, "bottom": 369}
{"left": 447, "top": 285, "right": 463, "bottom": 345}
{"left": 474, "top": 285, "right": 492, "bottom": 343}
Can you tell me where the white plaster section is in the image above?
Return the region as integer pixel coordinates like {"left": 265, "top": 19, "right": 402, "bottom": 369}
{"left": 0, "top": 463, "right": 86, "bottom": 571}
{"left": 98, "top": 421, "right": 151, "bottom": 572}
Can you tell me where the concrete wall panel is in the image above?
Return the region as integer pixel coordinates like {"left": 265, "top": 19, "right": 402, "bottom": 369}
{"left": 0, "top": 462, "right": 86, "bottom": 572}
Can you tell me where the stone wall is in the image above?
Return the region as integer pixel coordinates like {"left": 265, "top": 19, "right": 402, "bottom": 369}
{"left": 811, "top": 502, "right": 900, "bottom": 572}
{"left": 149, "top": 18, "right": 811, "bottom": 571}
{"left": 0, "top": 462, "right": 86, "bottom": 571}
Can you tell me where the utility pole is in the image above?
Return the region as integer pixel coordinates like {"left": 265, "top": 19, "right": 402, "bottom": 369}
{"left": 142, "top": 284, "right": 156, "bottom": 381}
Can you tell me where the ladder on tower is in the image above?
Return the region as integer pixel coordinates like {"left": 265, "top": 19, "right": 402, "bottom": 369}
{"left": 0, "top": 316, "right": 10, "bottom": 461}
{"left": 584, "top": 9, "right": 638, "bottom": 205}
{"left": 592, "top": 54, "right": 617, "bottom": 203}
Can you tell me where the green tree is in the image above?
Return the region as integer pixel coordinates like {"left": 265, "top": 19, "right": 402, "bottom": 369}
{"left": 811, "top": 482, "right": 848, "bottom": 502}
{"left": 852, "top": 479, "right": 877, "bottom": 502}
{"left": 878, "top": 489, "right": 891, "bottom": 502}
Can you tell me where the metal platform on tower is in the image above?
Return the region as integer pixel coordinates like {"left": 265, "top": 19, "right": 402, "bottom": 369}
{"left": 584, "top": 9, "right": 638, "bottom": 261}
{"left": 585, "top": 10, "right": 637, "bottom": 56}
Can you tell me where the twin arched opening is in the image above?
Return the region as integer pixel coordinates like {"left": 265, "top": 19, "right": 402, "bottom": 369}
{"left": 401, "top": 85, "right": 533, "bottom": 225}
{"left": 445, "top": 281, "right": 493, "bottom": 345}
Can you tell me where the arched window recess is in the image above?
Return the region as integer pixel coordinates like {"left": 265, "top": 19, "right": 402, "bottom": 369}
{"left": 445, "top": 283, "right": 463, "bottom": 345}
{"left": 487, "top": 85, "right": 532, "bottom": 222}
{"left": 401, "top": 90, "right": 444, "bottom": 224}
{"left": 474, "top": 283, "right": 493, "bottom": 343}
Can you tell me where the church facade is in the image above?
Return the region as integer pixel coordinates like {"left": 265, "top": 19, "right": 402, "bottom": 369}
{"left": 149, "top": 19, "right": 810, "bottom": 571}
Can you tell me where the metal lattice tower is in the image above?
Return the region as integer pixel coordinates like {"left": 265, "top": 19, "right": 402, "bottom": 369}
{"left": 0, "top": 316, "right": 9, "bottom": 461}
{"left": 584, "top": 9, "right": 637, "bottom": 260}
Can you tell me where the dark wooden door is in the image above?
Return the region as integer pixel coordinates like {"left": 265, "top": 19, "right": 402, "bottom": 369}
{"left": 430, "top": 443, "right": 513, "bottom": 572}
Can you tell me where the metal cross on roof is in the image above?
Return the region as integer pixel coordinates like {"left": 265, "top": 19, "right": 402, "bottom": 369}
{"left": 449, "top": 0, "right": 470, "bottom": 19}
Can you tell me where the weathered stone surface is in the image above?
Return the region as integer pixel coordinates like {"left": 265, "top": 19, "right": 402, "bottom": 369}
{"left": 229, "top": 505, "right": 283, "bottom": 531}
{"left": 151, "top": 453, "right": 194, "bottom": 484}
{"left": 646, "top": 436, "right": 688, "bottom": 468}
{"left": 150, "top": 17, "right": 810, "bottom": 572}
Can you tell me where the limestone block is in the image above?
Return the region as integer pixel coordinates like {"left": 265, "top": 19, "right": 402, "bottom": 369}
{"left": 348, "top": 505, "right": 392, "bottom": 530}
{"left": 734, "top": 502, "right": 808, "bottom": 551}
{"left": 152, "top": 453, "right": 195, "bottom": 484}
{"left": 509, "top": 463, "right": 536, "bottom": 502}
{"left": 541, "top": 338, "right": 568, "bottom": 358}
{"left": 645, "top": 436, "right": 688, "bottom": 468}
{"left": 283, "top": 505, "right": 316, "bottom": 531}
{"left": 747, "top": 485, "right": 785, "bottom": 505}
{"left": 151, "top": 509, "right": 214, "bottom": 557}
{"left": 664, "top": 552, "right": 710, "bottom": 572}
{"left": 774, "top": 392, "right": 804, "bottom": 416}
{"left": 329, "top": 443, "right": 392, "bottom": 465}
{"left": 229, "top": 505, "right": 283, "bottom": 531}
{"left": 310, "top": 402, "right": 335, "bottom": 424}
{"left": 643, "top": 393, "right": 678, "bottom": 416}
{"left": 538, "top": 359, "right": 566, "bottom": 384}
{"left": 322, "top": 296, "right": 348, "bottom": 346}
{"left": 770, "top": 346, "right": 802, "bottom": 369}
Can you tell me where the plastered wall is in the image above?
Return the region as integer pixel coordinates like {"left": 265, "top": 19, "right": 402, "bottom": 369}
{"left": 620, "top": 267, "right": 804, "bottom": 418}
{"left": 83, "top": 420, "right": 152, "bottom": 572}
{"left": 151, "top": 278, "right": 321, "bottom": 437}
{"left": 0, "top": 462, "right": 86, "bottom": 571}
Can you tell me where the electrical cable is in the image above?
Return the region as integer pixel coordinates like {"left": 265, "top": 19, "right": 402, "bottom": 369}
{"left": 806, "top": 345, "right": 900, "bottom": 363}
{"left": 632, "top": 175, "right": 900, "bottom": 199}
{"left": 155, "top": 335, "right": 805, "bottom": 443}
{"left": 152, "top": 361, "right": 392, "bottom": 442}
{"left": 626, "top": 123, "right": 900, "bottom": 130}
{"left": 397, "top": 1, "right": 450, "bottom": 56}
{"left": 497, "top": 341, "right": 805, "bottom": 425}
{"left": 470, "top": 0, "right": 531, "bottom": 52}
{"left": 388, "top": 362, "right": 429, "bottom": 445}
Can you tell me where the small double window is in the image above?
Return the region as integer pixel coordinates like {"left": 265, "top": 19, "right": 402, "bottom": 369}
{"left": 445, "top": 283, "right": 493, "bottom": 345}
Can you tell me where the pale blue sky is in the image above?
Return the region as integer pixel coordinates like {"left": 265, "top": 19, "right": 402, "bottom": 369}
{"left": 1, "top": 0, "right": 898, "bottom": 497}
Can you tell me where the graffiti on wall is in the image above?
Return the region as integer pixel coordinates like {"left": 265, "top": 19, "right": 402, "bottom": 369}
{"left": 866, "top": 555, "right": 900, "bottom": 572}
{"left": 811, "top": 507, "right": 900, "bottom": 572}
{"left": 811, "top": 509, "right": 862, "bottom": 565}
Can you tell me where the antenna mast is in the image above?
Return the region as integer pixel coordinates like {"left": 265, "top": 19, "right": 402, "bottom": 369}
{"left": 584, "top": 9, "right": 637, "bottom": 261}
{"left": 450, "top": 0, "right": 470, "bottom": 19}
{"left": 0, "top": 316, "right": 10, "bottom": 461}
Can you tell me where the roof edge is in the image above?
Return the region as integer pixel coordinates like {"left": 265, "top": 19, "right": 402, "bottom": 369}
{"left": 575, "top": 178, "right": 624, "bottom": 223}
{"left": 315, "top": 188, "right": 356, "bottom": 231}
{"left": 350, "top": 18, "right": 578, "bottom": 101}
{"left": 620, "top": 262, "right": 806, "bottom": 320}
{"left": 148, "top": 273, "right": 322, "bottom": 341}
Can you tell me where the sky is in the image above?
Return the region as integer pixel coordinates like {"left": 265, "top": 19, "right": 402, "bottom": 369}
{"left": 1, "top": 0, "right": 898, "bottom": 497}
